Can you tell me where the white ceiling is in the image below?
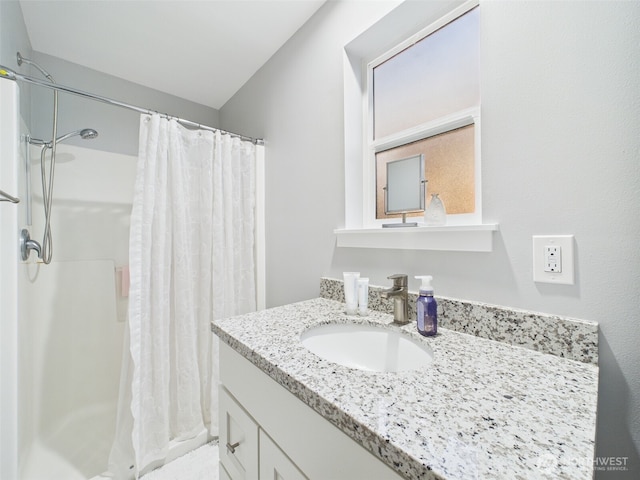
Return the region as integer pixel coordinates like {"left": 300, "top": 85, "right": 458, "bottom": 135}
{"left": 19, "top": 0, "right": 326, "bottom": 110}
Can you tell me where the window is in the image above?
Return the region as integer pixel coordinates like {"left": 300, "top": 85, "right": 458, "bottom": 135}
{"left": 368, "top": 2, "right": 480, "bottom": 224}
{"left": 376, "top": 125, "right": 476, "bottom": 219}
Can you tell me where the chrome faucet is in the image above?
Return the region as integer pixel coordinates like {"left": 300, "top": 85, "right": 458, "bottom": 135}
{"left": 381, "top": 274, "right": 409, "bottom": 325}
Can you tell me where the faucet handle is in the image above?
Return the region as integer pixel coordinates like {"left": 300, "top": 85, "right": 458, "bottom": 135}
{"left": 387, "top": 274, "right": 408, "bottom": 287}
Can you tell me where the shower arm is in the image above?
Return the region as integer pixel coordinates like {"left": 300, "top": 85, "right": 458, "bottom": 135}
{"left": 17, "top": 52, "right": 55, "bottom": 83}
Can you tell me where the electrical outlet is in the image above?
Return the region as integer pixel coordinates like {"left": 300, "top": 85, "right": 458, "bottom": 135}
{"left": 544, "top": 245, "right": 561, "bottom": 272}
{"left": 533, "top": 235, "right": 575, "bottom": 285}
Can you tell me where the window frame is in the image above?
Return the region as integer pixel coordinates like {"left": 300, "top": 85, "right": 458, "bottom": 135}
{"left": 363, "top": 0, "right": 482, "bottom": 228}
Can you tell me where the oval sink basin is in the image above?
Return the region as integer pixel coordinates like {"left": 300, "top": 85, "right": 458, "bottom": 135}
{"left": 300, "top": 323, "right": 433, "bottom": 372}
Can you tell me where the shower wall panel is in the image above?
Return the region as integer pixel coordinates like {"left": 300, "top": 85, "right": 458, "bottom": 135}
{"left": 0, "top": 75, "right": 21, "bottom": 480}
{"left": 20, "top": 143, "right": 136, "bottom": 479}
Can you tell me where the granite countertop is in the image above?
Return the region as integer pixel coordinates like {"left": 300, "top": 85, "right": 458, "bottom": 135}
{"left": 211, "top": 298, "right": 598, "bottom": 480}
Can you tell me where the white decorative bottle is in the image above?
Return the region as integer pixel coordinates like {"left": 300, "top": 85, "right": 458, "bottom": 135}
{"left": 424, "top": 193, "right": 446, "bottom": 226}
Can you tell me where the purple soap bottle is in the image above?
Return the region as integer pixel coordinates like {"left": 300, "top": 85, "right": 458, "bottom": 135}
{"left": 415, "top": 276, "right": 437, "bottom": 336}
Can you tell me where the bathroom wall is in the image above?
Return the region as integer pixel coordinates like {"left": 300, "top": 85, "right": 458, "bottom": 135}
{"left": 0, "top": 0, "right": 32, "bottom": 123}
{"left": 0, "top": 0, "right": 30, "bottom": 62}
{"left": 220, "top": 1, "right": 640, "bottom": 478}
{"left": 28, "top": 52, "right": 221, "bottom": 157}
{"left": 220, "top": 0, "right": 401, "bottom": 307}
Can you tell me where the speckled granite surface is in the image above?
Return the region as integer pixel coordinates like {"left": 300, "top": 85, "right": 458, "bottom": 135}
{"left": 212, "top": 298, "right": 598, "bottom": 480}
{"left": 320, "top": 277, "right": 598, "bottom": 364}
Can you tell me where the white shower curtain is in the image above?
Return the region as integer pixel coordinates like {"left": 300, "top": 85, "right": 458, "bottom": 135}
{"left": 109, "top": 114, "right": 257, "bottom": 479}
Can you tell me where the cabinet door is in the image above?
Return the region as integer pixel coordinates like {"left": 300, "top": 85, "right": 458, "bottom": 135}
{"left": 259, "top": 430, "right": 307, "bottom": 480}
{"left": 219, "top": 463, "right": 232, "bottom": 480}
{"left": 219, "top": 386, "right": 259, "bottom": 479}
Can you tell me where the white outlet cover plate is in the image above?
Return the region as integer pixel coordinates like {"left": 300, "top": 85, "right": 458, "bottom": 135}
{"left": 532, "top": 235, "right": 575, "bottom": 285}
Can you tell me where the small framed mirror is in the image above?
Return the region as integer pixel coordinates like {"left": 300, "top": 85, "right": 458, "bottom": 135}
{"left": 383, "top": 154, "right": 425, "bottom": 227}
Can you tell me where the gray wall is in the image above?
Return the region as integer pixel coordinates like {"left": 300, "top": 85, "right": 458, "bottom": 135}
{"left": 0, "top": 0, "right": 32, "bottom": 125}
{"left": 0, "top": 0, "right": 30, "bottom": 64}
{"left": 28, "top": 52, "right": 220, "bottom": 156}
{"left": 220, "top": 1, "right": 640, "bottom": 477}
{"left": 1, "top": 1, "right": 220, "bottom": 157}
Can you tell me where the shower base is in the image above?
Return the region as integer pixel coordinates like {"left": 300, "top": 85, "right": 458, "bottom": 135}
{"left": 21, "top": 402, "right": 117, "bottom": 480}
{"left": 94, "top": 428, "right": 211, "bottom": 479}
{"left": 21, "top": 401, "right": 211, "bottom": 480}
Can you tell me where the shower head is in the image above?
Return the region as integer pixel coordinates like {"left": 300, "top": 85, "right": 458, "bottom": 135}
{"left": 79, "top": 128, "right": 99, "bottom": 140}
{"left": 28, "top": 128, "right": 99, "bottom": 147}
{"left": 56, "top": 128, "right": 99, "bottom": 144}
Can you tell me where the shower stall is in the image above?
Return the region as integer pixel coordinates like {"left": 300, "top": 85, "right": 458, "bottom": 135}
{"left": 17, "top": 141, "right": 136, "bottom": 480}
{"left": 1, "top": 73, "right": 137, "bottom": 479}
{"left": 0, "top": 55, "right": 265, "bottom": 479}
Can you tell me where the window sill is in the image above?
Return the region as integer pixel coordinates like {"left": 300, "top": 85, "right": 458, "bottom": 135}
{"left": 334, "top": 224, "right": 499, "bottom": 252}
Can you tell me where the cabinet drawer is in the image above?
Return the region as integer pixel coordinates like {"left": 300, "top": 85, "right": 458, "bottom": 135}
{"left": 219, "top": 386, "right": 259, "bottom": 479}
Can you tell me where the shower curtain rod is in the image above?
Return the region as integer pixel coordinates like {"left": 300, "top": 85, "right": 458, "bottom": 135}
{"left": 0, "top": 65, "right": 264, "bottom": 146}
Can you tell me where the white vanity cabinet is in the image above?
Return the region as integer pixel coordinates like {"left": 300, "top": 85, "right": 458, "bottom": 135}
{"left": 218, "top": 342, "right": 404, "bottom": 480}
